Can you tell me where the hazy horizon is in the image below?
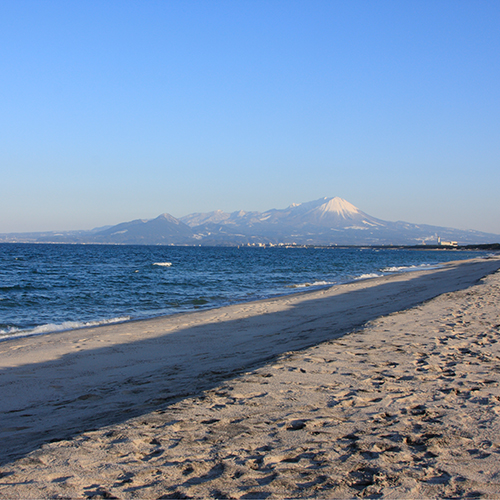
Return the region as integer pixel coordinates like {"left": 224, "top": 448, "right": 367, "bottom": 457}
{"left": 1, "top": 1, "right": 499, "bottom": 234}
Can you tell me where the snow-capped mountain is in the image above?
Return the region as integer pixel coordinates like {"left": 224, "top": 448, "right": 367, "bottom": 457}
{"left": 179, "top": 197, "right": 499, "bottom": 245}
{"left": 257, "top": 197, "right": 385, "bottom": 228}
{"left": 2, "top": 197, "right": 499, "bottom": 246}
{"left": 181, "top": 197, "right": 381, "bottom": 230}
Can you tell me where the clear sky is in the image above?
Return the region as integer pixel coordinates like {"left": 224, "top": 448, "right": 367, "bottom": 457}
{"left": 1, "top": 0, "right": 499, "bottom": 234}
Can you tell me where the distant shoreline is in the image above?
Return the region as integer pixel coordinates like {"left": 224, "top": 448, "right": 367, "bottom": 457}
{"left": 0, "top": 240, "right": 499, "bottom": 250}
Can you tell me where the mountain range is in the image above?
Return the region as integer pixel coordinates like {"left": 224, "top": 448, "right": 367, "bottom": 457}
{"left": 1, "top": 197, "right": 499, "bottom": 246}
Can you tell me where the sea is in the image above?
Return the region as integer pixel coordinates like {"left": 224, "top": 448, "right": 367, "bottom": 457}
{"left": 0, "top": 243, "right": 489, "bottom": 341}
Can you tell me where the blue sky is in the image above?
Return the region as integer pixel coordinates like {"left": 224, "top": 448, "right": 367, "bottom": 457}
{"left": 1, "top": 0, "right": 499, "bottom": 234}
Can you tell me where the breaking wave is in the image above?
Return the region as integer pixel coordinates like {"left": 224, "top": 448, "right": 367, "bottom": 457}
{"left": 0, "top": 316, "right": 131, "bottom": 342}
{"left": 153, "top": 262, "right": 172, "bottom": 267}
{"left": 287, "top": 280, "right": 336, "bottom": 289}
{"left": 354, "top": 273, "right": 382, "bottom": 280}
{"left": 380, "top": 264, "right": 437, "bottom": 273}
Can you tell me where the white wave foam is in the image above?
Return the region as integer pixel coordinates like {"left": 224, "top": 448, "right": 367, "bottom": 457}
{"left": 380, "top": 264, "right": 436, "bottom": 273}
{"left": 485, "top": 253, "right": 499, "bottom": 259}
{"left": 354, "top": 273, "right": 382, "bottom": 280}
{"left": 0, "top": 316, "right": 131, "bottom": 341}
{"left": 287, "top": 280, "right": 336, "bottom": 289}
{"left": 153, "top": 262, "right": 172, "bottom": 267}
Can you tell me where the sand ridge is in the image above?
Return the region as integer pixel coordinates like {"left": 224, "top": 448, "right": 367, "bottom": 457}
{"left": 1, "top": 257, "right": 500, "bottom": 498}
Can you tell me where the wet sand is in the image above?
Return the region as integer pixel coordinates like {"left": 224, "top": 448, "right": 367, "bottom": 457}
{"left": 1, "top": 257, "right": 500, "bottom": 498}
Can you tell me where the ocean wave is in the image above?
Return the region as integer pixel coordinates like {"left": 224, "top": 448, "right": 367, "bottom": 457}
{"left": 354, "top": 273, "right": 382, "bottom": 280}
{"left": 287, "top": 280, "right": 336, "bottom": 289}
{"left": 0, "top": 316, "right": 131, "bottom": 341}
{"left": 153, "top": 262, "right": 172, "bottom": 267}
{"left": 380, "top": 264, "right": 437, "bottom": 273}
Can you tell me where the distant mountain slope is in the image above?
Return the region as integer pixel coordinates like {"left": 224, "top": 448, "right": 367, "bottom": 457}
{"left": 1, "top": 197, "right": 499, "bottom": 246}
{"left": 91, "top": 213, "right": 194, "bottom": 245}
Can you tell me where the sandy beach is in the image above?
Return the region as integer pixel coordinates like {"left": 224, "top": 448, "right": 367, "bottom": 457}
{"left": 1, "top": 256, "right": 500, "bottom": 498}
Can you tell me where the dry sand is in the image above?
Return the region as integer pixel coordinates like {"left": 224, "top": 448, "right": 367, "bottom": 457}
{"left": 1, "top": 256, "right": 500, "bottom": 498}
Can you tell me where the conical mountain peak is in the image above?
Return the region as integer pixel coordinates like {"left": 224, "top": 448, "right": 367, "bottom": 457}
{"left": 316, "top": 197, "right": 361, "bottom": 218}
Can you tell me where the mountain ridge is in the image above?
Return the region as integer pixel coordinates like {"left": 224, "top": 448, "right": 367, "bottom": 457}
{"left": 1, "top": 197, "right": 499, "bottom": 246}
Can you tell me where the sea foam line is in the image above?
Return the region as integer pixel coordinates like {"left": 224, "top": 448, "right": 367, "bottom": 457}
{"left": 354, "top": 273, "right": 383, "bottom": 280}
{"left": 287, "top": 263, "right": 443, "bottom": 289}
{"left": 0, "top": 316, "right": 131, "bottom": 342}
{"left": 380, "top": 263, "right": 438, "bottom": 273}
{"left": 287, "top": 280, "right": 337, "bottom": 289}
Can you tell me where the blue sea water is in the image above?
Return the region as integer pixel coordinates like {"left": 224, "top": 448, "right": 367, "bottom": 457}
{"left": 0, "top": 243, "right": 487, "bottom": 340}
